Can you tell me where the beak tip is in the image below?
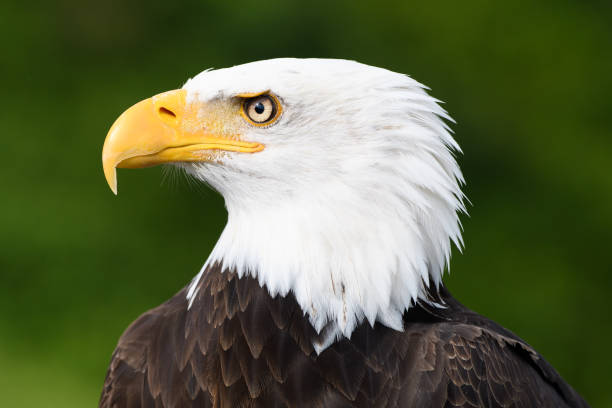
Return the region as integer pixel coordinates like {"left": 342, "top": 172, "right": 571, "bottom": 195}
{"left": 103, "top": 164, "right": 119, "bottom": 195}
{"left": 109, "top": 178, "right": 118, "bottom": 195}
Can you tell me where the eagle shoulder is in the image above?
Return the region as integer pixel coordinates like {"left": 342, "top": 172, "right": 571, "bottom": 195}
{"left": 394, "top": 295, "right": 589, "bottom": 408}
{"left": 99, "top": 288, "right": 212, "bottom": 408}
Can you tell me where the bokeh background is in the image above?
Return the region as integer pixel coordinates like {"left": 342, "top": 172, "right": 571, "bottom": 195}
{"left": 1, "top": 0, "right": 611, "bottom": 406}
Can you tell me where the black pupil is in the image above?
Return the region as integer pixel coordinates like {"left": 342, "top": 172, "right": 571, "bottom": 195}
{"left": 254, "top": 102, "right": 265, "bottom": 114}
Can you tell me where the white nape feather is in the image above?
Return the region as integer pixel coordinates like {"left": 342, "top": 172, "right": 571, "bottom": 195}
{"left": 183, "top": 58, "right": 466, "bottom": 351}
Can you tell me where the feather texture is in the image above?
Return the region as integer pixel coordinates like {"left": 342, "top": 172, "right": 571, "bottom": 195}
{"left": 100, "top": 264, "right": 588, "bottom": 408}
{"left": 180, "top": 59, "right": 466, "bottom": 341}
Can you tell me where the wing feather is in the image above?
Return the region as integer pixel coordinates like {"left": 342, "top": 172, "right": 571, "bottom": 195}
{"left": 100, "top": 267, "right": 588, "bottom": 408}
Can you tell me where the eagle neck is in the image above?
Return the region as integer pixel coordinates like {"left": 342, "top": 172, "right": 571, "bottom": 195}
{"left": 187, "top": 185, "right": 458, "bottom": 350}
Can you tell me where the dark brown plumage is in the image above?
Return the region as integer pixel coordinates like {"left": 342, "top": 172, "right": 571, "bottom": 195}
{"left": 100, "top": 264, "right": 588, "bottom": 408}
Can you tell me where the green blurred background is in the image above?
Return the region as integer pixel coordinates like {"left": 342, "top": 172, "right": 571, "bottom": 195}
{"left": 1, "top": 0, "right": 611, "bottom": 406}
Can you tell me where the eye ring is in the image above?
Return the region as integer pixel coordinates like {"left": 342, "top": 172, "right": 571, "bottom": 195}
{"left": 241, "top": 94, "right": 282, "bottom": 126}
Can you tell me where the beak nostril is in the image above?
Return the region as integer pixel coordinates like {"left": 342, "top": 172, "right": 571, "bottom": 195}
{"left": 158, "top": 107, "right": 176, "bottom": 120}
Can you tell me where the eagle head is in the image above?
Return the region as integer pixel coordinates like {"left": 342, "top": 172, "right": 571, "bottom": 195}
{"left": 102, "top": 58, "right": 465, "bottom": 350}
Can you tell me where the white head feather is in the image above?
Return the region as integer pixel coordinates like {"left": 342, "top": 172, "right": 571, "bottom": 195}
{"left": 183, "top": 58, "right": 466, "bottom": 351}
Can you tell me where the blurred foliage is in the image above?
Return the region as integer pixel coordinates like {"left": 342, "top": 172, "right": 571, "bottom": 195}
{"left": 0, "top": 0, "right": 611, "bottom": 406}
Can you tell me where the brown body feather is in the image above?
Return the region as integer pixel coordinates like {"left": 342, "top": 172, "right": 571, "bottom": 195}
{"left": 100, "top": 264, "right": 588, "bottom": 407}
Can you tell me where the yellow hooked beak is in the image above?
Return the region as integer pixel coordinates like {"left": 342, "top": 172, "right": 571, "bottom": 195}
{"left": 102, "top": 89, "right": 264, "bottom": 194}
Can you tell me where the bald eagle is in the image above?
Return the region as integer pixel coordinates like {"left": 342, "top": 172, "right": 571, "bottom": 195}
{"left": 100, "top": 59, "right": 588, "bottom": 407}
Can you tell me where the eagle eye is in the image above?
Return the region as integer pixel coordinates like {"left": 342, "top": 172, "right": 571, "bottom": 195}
{"left": 241, "top": 94, "right": 281, "bottom": 126}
